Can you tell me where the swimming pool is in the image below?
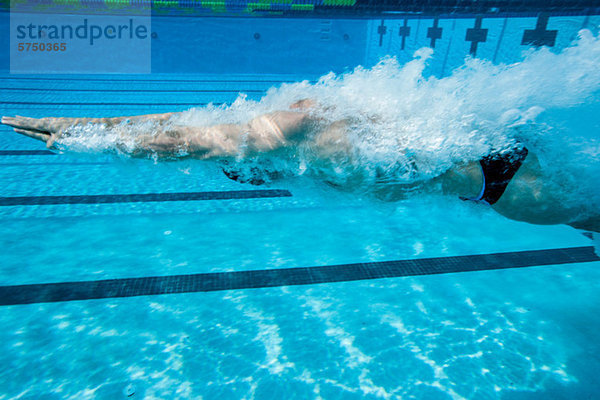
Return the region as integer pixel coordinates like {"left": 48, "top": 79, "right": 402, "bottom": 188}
{"left": 1, "top": 2, "right": 600, "bottom": 399}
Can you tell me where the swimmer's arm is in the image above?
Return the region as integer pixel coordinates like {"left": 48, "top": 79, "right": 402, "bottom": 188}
{"left": 1, "top": 110, "right": 312, "bottom": 156}
{"left": 436, "top": 162, "right": 484, "bottom": 199}
{"left": 1, "top": 113, "right": 177, "bottom": 147}
{"left": 371, "top": 162, "right": 484, "bottom": 202}
{"left": 140, "top": 111, "right": 313, "bottom": 158}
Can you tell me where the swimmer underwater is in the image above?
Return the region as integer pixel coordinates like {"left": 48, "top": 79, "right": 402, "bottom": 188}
{"left": 2, "top": 98, "right": 600, "bottom": 238}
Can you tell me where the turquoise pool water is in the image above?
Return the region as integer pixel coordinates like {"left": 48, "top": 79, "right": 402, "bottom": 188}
{"left": 1, "top": 11, "right": 600, "bottom": 400}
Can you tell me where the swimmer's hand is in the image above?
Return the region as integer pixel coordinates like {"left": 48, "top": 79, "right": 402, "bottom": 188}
{"left": 1, "top": 113, "right": 176, "bottom": 148}
{"left": 0, "top": 115, "right": 114, "bottom": 148}
{"left": 2, "top": 115, "right": 68, "bottom": 147}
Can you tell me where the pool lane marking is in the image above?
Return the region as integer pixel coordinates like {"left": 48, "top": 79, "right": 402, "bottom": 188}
{"left": 0, "top": 150, "right": 56, "bottom": 156}
{"left": 0, "top": 101, "right": 215, "bottom": 106}
{"left": 0, "top": 150, "right": 113, "bottom": 165}
{"left": 0, "top": 88, "right": 266, "bottom": 93}
{"left": 0, "top": 77, "right": 313, "bottom": 83}
{"left": 0, "top": 246, "right": 597, "bottom": 306}
{"left": 0, "top": 162, "right": 112, "bottom": 166}
{"left": 0, "top": 190, "right": 293, "bottom": 206}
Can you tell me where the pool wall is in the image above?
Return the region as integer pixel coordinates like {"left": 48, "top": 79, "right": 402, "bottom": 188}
{"left": 1, "top": 10, "right": 599, "bottom": 76}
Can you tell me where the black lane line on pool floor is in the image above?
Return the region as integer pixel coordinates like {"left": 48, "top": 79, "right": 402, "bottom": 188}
{"left": 0, "top": 246, "right": 597, "bottom": 306}
{"left": 0, "top": 189, "right": 293, "bottom": 206}
{"left": 0, "top": 101, "right": 214, "bottom": 106}
{"left": 0, "top": 88, "right": 266, "bottom": 93}
{"left": 0, "top": 77, "right": 313, "bottom": 83}
{"left": 0, "top": 150, "right": 56, "bottom": 156}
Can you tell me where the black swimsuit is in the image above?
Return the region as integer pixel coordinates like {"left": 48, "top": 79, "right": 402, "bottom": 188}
{"left": 461, "top": 146, "right": 529, "bottom": 205}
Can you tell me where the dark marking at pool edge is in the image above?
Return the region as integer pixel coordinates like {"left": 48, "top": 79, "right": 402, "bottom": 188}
{"left": 427, "top": 18, "right": 443, "bottom": 48}
{"left": 0, "top": 246, "right": 597, "bottom": 306}
{"left": 377, "top": 19, "right": 387, "bottom": 46}
{"left": 399, "top": 19, "right": 410, "bottom": 50}
{"left": 522, "top": 13, "right": 558, "bottom": 47}
{"left": 466, "top": 16, "right": 488, "bottom": 56}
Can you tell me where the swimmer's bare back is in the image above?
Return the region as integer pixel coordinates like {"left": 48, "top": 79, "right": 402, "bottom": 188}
{"left": 1, "top": 99, "right": 317, "bottom": 158}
